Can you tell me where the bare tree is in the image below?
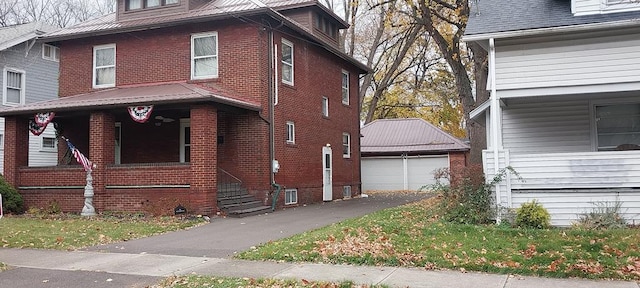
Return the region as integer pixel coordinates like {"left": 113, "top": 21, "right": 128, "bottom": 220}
{"left": 0, "top": 0, "right": 114, "bottom": 27}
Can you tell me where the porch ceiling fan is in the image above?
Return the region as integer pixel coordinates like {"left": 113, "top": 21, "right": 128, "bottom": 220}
{"left": 154, "top": 115, "right": 175, "bottom": 123}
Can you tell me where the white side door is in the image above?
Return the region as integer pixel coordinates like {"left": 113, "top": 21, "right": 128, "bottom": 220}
{"left": 322, "top": 146, "right": 332, "bottom": 201}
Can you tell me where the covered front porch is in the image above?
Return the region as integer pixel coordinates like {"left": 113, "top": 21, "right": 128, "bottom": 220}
{"left": 477, "top": 92, "right": 640, "bottom": 225}
{"left": 1, "top": 82, "right": 269, "bottom": 215}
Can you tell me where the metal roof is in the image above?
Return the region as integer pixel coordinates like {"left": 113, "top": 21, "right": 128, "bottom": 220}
{"left": 0, "top": 21, "right": 58, "bottom": 51}
{"left": 361, "top": 118, "right": 469, "bottom": 154}
{"left": 0, "top": 82, "right": 261, "bottom": 116}
{"left": 466, "top": 0, "right": 640, "bottom": 37}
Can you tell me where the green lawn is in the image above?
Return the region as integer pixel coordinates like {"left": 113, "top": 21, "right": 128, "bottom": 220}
{"left": 238, "top": 198, "right": 640, "bottom": 280}
{"left": 155, "top": 275, "right": 389, "bottom": 288}
{"left": 0, "top": 214, "right": 207, "bottom": 250}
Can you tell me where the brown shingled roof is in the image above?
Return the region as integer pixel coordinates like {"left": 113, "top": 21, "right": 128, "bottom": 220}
{"left": 0, "top": 82, "right": 261, "bottom": 116}
{"left": 361, "top": 118, "right": 469, "bottom": 154}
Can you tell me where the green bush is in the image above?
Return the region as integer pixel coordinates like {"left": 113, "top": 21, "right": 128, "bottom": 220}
{"left": 0, "top": 175, "right": 23, "bottom": 214}
{"left": 576, "top": 201, "right": 627, "bottom": 229}
{"left": 429, "top": 165, "right": 515, "bottom": 225}
{"left": 516, "top": 200, "right": 550, "bottom": 229}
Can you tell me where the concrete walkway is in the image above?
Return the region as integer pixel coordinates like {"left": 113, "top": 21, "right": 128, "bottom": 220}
{"left": 0, "top": 249, "right": 637, "bottom": 288}
{"left": 1, "top": 193, "right": 639, "bottom": 287}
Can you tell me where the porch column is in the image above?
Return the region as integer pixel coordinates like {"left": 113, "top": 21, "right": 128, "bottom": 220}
{"left": 3, "top": 116, "right": 29, "bottom": 187}
{"left": 190, "top": 104, "right": 217, "bottom": 215}
{"left": 89, "top": 111, "right": 115, "bottom": 212}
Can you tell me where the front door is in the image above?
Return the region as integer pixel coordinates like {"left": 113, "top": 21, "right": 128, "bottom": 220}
{"left": 322, "top": 146, "right": 332, "bottom": 201}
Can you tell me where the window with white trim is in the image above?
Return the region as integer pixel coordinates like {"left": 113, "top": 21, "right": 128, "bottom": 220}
{"left": 594, "top": 102, "right": 640, "bottom": 151}
{"left": 42, "top": 137, "right": 57, "bottom": 152}
{"left": 342, "top": 132, "right": 350, "bottom": 158}
{"left": 286, "top": 121, "right": 295, "bottom": 144}
{"left": 281, "top": 39, "right": 294, "bottom": 85}
{"left": 93, "top": 44, "right": 116, "bottom": 88}
{"left": 191, "top": 32, "right": 218, "bottom": 79}
{"left": 341, "top": 70, "right": 349, "bottom": 105}
{"left": 42, "top": 44, "right": 59, "bottom": 62}
{"left": 322, "top": 96, "right": 329, "bottom": 117}
{"left": 126, "top": 0, "right": 178, "bottom": 10}
{"left": 180, "top": 119, "right": 191, "bottom": 162}
{"left": 3, "top": 68, "right": 25, "bottom": 106}
{"left": 285, "top": 188, "right": 298, "bottom": 205}
{"left": 343, "top": 185, "right": 351, "bottom": 198}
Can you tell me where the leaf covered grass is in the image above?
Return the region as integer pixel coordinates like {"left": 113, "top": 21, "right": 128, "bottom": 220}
{"left": 238, "top": 197, "right": 640, "bottom": 280}
{"left": 154, "top": 275, "right": 389, "bottom": 288}
{"left": 0, "top": 213, "right": 207, "bottom": 250}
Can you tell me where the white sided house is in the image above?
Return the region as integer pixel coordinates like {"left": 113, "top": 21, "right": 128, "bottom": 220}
{"left": 0, "top": 22, "right": 59, "bottom": 173}
{"left": 465, "top": 0, "right": 640, "bottom": 226}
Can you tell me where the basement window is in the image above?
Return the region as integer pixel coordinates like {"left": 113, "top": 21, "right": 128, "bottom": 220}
{"left": 343, "top": 186, "right": 351, "bottom": 198}
{"left": 285, "top": 188, "right": 298, "bottom": 205}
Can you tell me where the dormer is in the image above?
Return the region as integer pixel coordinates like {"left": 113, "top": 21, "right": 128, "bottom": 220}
{"left": 116, "top": 0, "right": 200, "bottom": 21}
{"left": 278, "top": 4, "right": 348, "bottom": 48}
{"left": 572, "top": 0, "right": 640, "bottom": 16}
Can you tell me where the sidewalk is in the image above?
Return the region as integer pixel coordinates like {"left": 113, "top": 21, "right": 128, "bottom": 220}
{"left": 0, "top": 248, "right": 637, "bottom": 288}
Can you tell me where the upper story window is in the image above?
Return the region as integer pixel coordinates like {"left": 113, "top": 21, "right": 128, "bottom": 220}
{"left": 341, "top": 70, "right": 349, "bottom": 105}
{"left": 281, "top": 39, "right": 294, "bottom": 86}
{"left": 3, "top": 68, "right": 25, "bottom": 106}
{"left": 93, "top": 44, "right": 116, "bottom": 88}
{"left": 191, "top": 32, "right": 218, "bottom": 80}
{"left": 42, "top": 44, "right": 59, "bottom": 62}
{"left": 42, "top": 137, "right": 57, "bottom": 152}
{"left": 126, "top": 0, "right": 178, "bottom": 10}
{"left": 314, "top": 12, "right": 338, "bottom": 40}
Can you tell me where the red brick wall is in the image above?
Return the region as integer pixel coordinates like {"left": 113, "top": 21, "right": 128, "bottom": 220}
{"left": 58, "top": 20, "right": 265, "bottom": 104}
{"left": 3, "top": 116, "right": 29, "bottom": 185}
{"left": 18, "top": 17, "right": 363, "bottom": 213}
{"left": 271, "top": 31, "right": 361, "bottom": 204}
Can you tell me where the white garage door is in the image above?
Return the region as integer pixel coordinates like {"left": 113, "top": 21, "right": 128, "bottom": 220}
{"left": 407, "top": 156, "right": 449, "bottom": 190}
{"left": 361, "top": 155, "right": 449, "bottom": 192}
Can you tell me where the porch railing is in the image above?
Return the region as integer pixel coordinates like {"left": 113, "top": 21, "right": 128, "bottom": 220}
{"left": 490, "top": 150, "right": 640, "bottom": 190}
{"left": 217, "top": 168, "right": 244, "bottom": 198}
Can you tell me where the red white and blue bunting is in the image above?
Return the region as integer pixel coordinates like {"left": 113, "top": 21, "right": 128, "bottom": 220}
{"left": 29, "top": 119, "right": 47, "bottom": 136}
{"left": 127, "top": 105, "right": 154, "bottom": 123}
{"left": 29, "top": 112, "right": 55, "bottom": 136}
{"left": 35, "top": 112, "right": 55, "bottom": 126}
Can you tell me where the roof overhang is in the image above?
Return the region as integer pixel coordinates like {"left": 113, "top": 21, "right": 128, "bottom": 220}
{"left": 0, "top": 82, "right": 261, "bottom": 116}
{"left": 469, "top": 99, "right": 490, "bottom": 121}
{"left": 463, "top": 18, "right": 640, "bottom": 42}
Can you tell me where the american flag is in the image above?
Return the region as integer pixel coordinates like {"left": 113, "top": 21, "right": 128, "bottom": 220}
{"left": 64, "top": 137, "right": 93, "bottom": 172}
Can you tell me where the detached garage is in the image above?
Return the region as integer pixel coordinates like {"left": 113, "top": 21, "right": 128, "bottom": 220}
{"left": 361, "top": 118, "right": 469, "bottom": 192}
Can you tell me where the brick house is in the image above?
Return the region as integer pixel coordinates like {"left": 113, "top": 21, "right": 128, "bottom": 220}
{"left": 0, "top": 0, "right": 369, "bottom": 216}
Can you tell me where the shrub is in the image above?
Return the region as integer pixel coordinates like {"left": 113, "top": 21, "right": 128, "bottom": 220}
{"left": 428, "top": 165, "right": 514, "bottom": 225}
{"left": 516, "top": 200, "right": 551, "bottom": 229}
{"left": 0, "top": 175, "right": 23, "bottom": 214}
{"left": 576, "top": 201, "right": 627, "bottom": 229}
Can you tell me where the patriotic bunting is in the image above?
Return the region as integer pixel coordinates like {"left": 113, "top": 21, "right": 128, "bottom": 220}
{"left": 127, "top": 105, "right": 154, "bottom": 123}
{"left": 35, "top": 112, "right": 55, "bottom": 126}
{"left": 29, "top": 120, "right": 47, "bottom": 136}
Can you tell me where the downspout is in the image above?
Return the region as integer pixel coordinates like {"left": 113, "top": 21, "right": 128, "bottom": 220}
{"left": 489, "top": 38, "right": 502, "bottom": 221}
{"left": 267, "top": 24, "right": 282, "bottom": 210}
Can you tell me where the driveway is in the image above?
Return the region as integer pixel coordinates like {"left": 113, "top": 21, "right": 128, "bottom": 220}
{"left": 85, "top": 192, "right": 431, "bottom": 258}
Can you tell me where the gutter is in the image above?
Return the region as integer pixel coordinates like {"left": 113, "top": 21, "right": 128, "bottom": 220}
{"left": 462, "top": 18, "right": 640, "bottom": 42}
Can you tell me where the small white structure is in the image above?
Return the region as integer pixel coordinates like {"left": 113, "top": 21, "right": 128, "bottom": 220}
{"left": 465, "top": 0, "right": 640, "bottom": 226}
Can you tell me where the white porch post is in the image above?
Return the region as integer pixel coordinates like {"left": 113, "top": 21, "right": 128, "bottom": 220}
{"left": 489, "top": 38, "right": 504, "bottom": 220}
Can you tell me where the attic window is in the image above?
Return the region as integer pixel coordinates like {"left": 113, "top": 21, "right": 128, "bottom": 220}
{"left": 313, "top": 12, "right": 338, "bottom": 40}
{"left": 126, "top": 0, "right": 178, "bottom": 10}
